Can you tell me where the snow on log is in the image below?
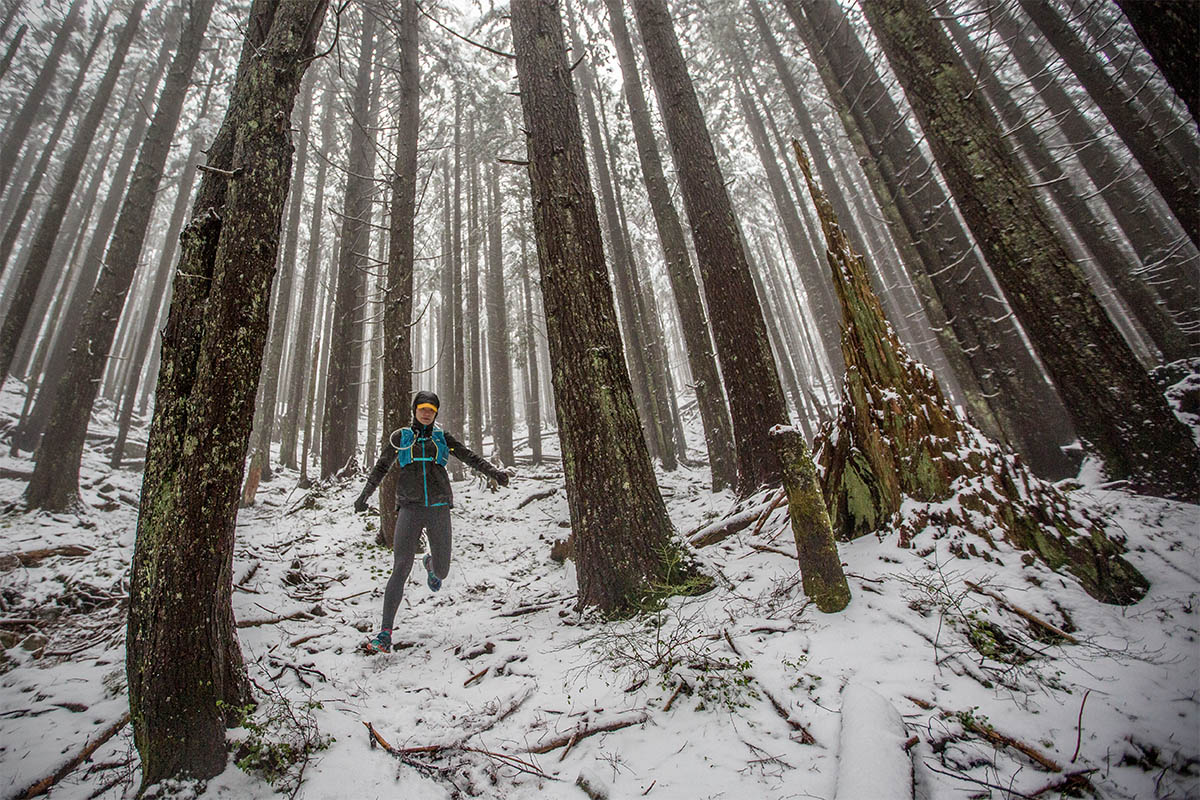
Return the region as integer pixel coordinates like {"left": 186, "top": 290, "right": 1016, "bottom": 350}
{"left": 834, "top": 683, "right": 913, "bottom": 800}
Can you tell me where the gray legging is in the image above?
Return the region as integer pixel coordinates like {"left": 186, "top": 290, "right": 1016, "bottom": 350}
{"left": 381, "top": 506, "right": 452, "bottom": 631}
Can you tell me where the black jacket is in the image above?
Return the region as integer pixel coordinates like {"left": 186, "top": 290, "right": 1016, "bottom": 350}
{"left": 360, "top": 422, "right": 502, "bottom": 509}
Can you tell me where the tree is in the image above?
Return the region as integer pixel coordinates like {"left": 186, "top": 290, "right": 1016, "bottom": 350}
{"left": 379, "top": 0, "right": 418, "bottom": 549}
{"left": 794, "top": 140, "right": 1146, "bottom": 605}
{"left": 859, "top": 0, "right": 1199, "bottom": 500}
{"left": 511, "top": 0, "right": 680, "bottom": 613}
{"left": 126, "top": 0, "right": 328, "bottom": 787}
{"left": 321, "top": 8, "right": 377, "bottom": 478}
{"left": 630, "top": 0, "right": 789, "bottom": 494}
{"left": 0, "top": 0, "right": 83, "bottom": 199}
{"left": 1114, "top": 0, "right": 1198, "bottom": 128}
{"left": 25, "top": 0, "right": 217, "bottom": 510}
{"left": 601, "top": 0, "right": 736, "bottom": 490}
{"left": 485, "top": 165, "right": 514, "bottom": 465}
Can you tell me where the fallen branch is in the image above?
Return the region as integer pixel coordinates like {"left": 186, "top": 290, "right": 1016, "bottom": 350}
{"left": 965, "top": 581, "right": 1079, "bottom": 644}
{"left": 0, "top": 545, "right": 93, "bottom": 571}
{"left": 16, "top": 712, "right": 131, "bottom": 798}
{"left": 1071, "top": 689, "right": 1090, "bottom": 763}
{"left": 1029, "top": 768, "right": 1096, "bottom": 797}
{"left": 748, "top": 488, "right": 788, "bottom": 537}
{"left": 236, "top": 605, "right": 319, "bottom": 628}
{"left": 464, "top": 667, "right": 488, "bottom": 687}
{"left": 495, "top": 600, "right": 559, "bottom": 618}
{"left": 923, "top": 762, "right": 1036, "bottom": 799}
{"left": 687, "top": 506, "right": 763, "bottom": 548}
{"left": 516, "top": 488, "right": 556, "bottom": 509}
{"left": 960, "top": 715, "right": 1062, "bottom": 772}
{"left": 363, "top": 721, "right": 552, "bottom": 780}
{"left": 526, "top": 711, "right": 650, "bottom": 754}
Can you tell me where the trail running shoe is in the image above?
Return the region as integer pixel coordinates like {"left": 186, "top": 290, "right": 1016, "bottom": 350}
{"left": 423, "top": 554, "right": 441, "bottom": 592}
{"left": 363, "top": 630, "right": 392, "bottom": 654}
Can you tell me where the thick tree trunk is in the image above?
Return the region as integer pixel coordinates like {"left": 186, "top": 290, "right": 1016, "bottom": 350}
{"left": 512, "top": 0, "right": 680, "bottom": 614}
{"left": 379, "top": 0, "right": 418, "bottom": 548}
{"left": 25, "top": 0, "right": 216, "bottom": 510}
{"left": 321, "top": 10, "right": 376, "bottom": 478}
{"left": 0, "top": 0, "right": 83, "bottom": 199}
{"left": 126, "top": 0, "right": 327, "bottom": 788}
{"left": 631, "top": 0, "right": 790, "bottom": 495}
{"left": 485, "top": 165, "right": 513, "bottom": 465}
{"left": 1114, "top": 0, "right": 1198, "bottom": 128}
{"left": 861, "top": 0, "right": 1199, "bottom": 500}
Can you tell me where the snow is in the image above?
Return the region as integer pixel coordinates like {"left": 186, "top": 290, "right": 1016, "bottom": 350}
{"left": 0, "top": 381, "right": 1197, "bottom": 800}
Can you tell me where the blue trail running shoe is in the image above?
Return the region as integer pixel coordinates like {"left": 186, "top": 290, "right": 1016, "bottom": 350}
{"left": 423, "top": 554, "right": 441, "bottom": 592}
{"left": 362, "top": 630, "right": 392, "bottom": 654}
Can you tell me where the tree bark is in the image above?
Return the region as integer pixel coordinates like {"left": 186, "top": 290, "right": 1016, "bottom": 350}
{"left": 861, "top": 0, "right": 1199, "bottom": 500}
{"left": 485, "top": 165, "right": 513, "bottom": 465}
{"left": 126, "top": 0, "right": 327, "bottom": 788}
{"left": 631, "top": 0, "right": 791, "bottom": 495}
{"left": 26, "top": 0, "right": 216, "bottom": 511}
{"left": 512, "top": 0, "right": 680, "bottom": 613}
{"left": 518, "top": 202, "right": 542, "bottom": 464}
{"left": 379, "top": 0, "right": 418, "bottom": 548}
{"left": 321, "top": 8, "right": 376, "bottom": 478}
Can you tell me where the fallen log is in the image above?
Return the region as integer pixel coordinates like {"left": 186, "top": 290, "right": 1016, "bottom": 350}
{"left": 0, "top": 545, "right": 93, "bottom": 571}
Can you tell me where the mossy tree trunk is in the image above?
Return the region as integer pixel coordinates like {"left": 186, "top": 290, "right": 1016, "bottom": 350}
{"left": 126, "top": 0, "right": 327, "bottom": 788}
{"left": 511, "top": 0, "right": 677, "bottom": 614}
{"left": 797, "top": 139, "right": 1147, "bottom": 605}
{"left": 861, "top": 0, "right": 1199, "bottom": 501}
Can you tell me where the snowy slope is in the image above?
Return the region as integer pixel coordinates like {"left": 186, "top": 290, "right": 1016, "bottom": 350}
{"left": 0, "top": 384, "right": 1196, "bottom": 800}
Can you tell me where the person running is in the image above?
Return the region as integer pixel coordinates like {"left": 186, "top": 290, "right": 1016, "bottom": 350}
{"left": 353, "top": 390, "right": 510, "bottom": 653}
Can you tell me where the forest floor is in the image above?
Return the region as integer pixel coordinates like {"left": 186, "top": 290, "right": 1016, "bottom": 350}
{"left": 0, "top": 381, "right": 1196, "bottom": 800}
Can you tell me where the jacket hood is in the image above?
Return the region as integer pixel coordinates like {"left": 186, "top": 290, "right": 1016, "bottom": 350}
{"left": 412, "top": 391, "right": 440, "bottom": 421}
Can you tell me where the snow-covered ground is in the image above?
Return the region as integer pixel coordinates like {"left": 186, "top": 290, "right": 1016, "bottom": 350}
{"left": 0, "top": 381, "right": 1196, "bottom": 800}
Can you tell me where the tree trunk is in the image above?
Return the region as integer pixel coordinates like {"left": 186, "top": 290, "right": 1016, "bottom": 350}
{"left": 25, "top": 0, "right": 215, "bottom": 511}
{"left": 518, "top": 203, "right": 542, "bottom": 464}
{"left": 1018, "top": 0, "right": 1198, "bottom": 247}
{"left": 861, "top": 0, "right": 1199, "bottom": 500}
{"left": 941, "top": 10, "right": 1194, "bottom": 361}
{"left": 511, "top": 0, "right": 681, "bottom": 614}
{"left": 0, "top": 0, "right": 83, "bottom": 199}
{"left": 602, "top": 0, "right": 735, "bottom": 490}
{"left": 126, "top": 0, "right": 326, "bottom": 788}
{"left": 0, "top": 24, "right": 26, "bottom": 85}
{"left": 280, "top": 77, "right": 334, "bottom": 470}
{"left": 321, "top": 9, "right": 376, "bottom": 478}
{"left": 790, "top": 0, "right": 1080, "bottom": 478}
{"left": 1114, "top": 0, "right": 1198, "bottom": 127}
{"left": 379, "top": 0, "right": 418, "bottom": 548}
{"left": 631, "top": 0, "right": 791, "bottom": 495}
{"left": 466, "top": 147, "right": 484, "bottom": 453}
{"left": 111, "top": 64, "right": 220, "bottom": 469}
{"left": 0, "top": 7, "right": 113, "bottom": 281}
{"left": 250, "top": 69, "right": 315, "bottom": 480}
{"left": 485, "top": 165, "right": 513, "bottom": 465}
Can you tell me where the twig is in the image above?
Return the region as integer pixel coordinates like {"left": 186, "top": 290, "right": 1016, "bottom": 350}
{"left": 416, "top": 2, "right": 515, "bottom": 59}
{"left": 662, "top": 680, "right": 686, "bottom": 712}
{"left": 236, "top": 606, "right": 317, "bottom": 628}
{"left": 722, "top": 630, "right": 816, "bottom": 744}
{"left": 196, "top": 164, "right": 242, "bottom": 178}
{"left": 923, "top": 762, "right": 1036, "bottom": 799}
{"left": 526, "top": 712, "right": 650, "bottom": 754}
{"left": 1029, "top": 768, "right": 1097, "bottom": 797}
{"left": 16, "top": 712, "right": 131, "bottom": 798}
{"left": 463, "top": 667, "right": 489, "bottom": 687}
{"left": 749, "top": 488, "right": 787, "bottom": 537}
{"left": 363, "top": 721, "right": 553, "bottom": 780}
{"left": 960, "top": 715, "right": 1062, "bottom": 772}
{"left": 1071, "top": 689, "right": 1090, "bottom": 763}
{"left": 964, "top": 581, "right": 1079, "bottom": 644}
{"left": 515, "top": 488, "right": 556, "bottom": 509}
